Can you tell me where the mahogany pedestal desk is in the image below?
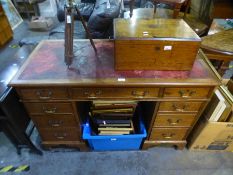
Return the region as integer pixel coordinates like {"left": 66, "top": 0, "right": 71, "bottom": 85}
{"left": 9, "top": 40, "right": 220, "bottom": 150}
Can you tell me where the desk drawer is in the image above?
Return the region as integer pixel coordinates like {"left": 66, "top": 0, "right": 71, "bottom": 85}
{"left": 39, "top": 127, "right": 81, "bottom": 141}
{"left": 24, "top": 102, "right": 73, "bottom": 115}
{"left": 150, "top": 128, "right": 188, "bottom": 141}
{"left": 31, "top": 114, "right": 78, "bottom": 128}
{"left": 158, "top": 101, "right": 203, "bottom": 112}
{"left": 163, "top": 87, "right": 210, "bottom": 98}
{"left": 18, "top": 88, "right": 69, "bottom": 100}
{"left": 153, "top": 114, "right": 196, "bottom": 127}
{"left": 71, "top": 87, "right": 159, "bottom": 99}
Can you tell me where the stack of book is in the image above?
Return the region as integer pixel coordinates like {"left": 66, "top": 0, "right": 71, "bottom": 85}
{"left": 89, "top": 101, "right": 137, "bottom": 135}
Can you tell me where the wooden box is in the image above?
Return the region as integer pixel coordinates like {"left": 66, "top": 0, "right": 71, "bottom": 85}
{"left": 114, "top": 19, "right": 201, "bottom": 71}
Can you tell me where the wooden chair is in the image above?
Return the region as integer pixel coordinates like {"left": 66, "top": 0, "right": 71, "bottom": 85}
{"left": 201, "top": 29, "right": 233, "bottom": 77}
{"left": 153, "top": 0, "right": 191, "bottom": 18}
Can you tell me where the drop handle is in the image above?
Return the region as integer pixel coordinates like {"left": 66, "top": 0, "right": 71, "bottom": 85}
{"left": 178, "top": 90, "right": 196, "bottom": 98}
{"left": 131, "top": 91, "right": 148, "bottom": 98}
{"left": 167, "top": 119, "right": 181, "bottom": 125}
{"left": 54, "top": 133, "right": 67, "bottom": 139}
{"left": 36, "top": 90, "right": 52, "bottom": 100}
{"left": 162, "top": 133, "right": 175, "bottom": 139}
{"left": 43, "top": 107, "right": 57, "bottom": 114}
{"left": 84, "top": 90, "right": 102, "bottom": 98}
{"left": 172, "top": 104, "right": 187, "bottom": 112}
{"left": 48, "top": 120, "right": 63, "bottom": 127}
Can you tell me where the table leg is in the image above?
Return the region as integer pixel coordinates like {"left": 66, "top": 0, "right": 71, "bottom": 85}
{"left": 173, "top": 3, "right": 182, "bottom": 18}
{"left": 153, "top": 1, "right": 159, "bottom": 17}
{"left": 129, "top": 0, "right": 135, "bottom": 17}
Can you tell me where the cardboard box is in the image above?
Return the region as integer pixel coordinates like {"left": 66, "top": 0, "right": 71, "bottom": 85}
{"left": 29, "top": 16, "right": 53, "bottom": 30}
{"left": 189, "top": 119, "right": 233, "bottom": 152}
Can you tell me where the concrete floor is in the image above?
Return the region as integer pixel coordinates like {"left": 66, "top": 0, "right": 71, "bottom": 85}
{"left": 1, "top": 132, "right": 233, "bottom": 175}
{"left": 1, "top": 20, "right": 233, "bottom": 175}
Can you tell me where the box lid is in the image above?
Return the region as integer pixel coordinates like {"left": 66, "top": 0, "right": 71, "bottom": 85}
{"left": 114, "top": 18, "right": 201, "bottom": 41}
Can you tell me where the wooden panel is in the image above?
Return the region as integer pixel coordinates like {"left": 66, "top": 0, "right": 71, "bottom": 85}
{"left": 153, "top": 113, "right": 196, "bottom": 127}
{"left": 71, "top": 87, "right": 159, "bottom": 99}
{"left": 163, "top": 87, "right": 210, "bottom": 98}
{"left": 211, "top": 0, "right": 233, "bottom": 19}
{"left": 158, "top": 101, "right": 203, "bottom": 112}
{"left": 115, "top": 40, "right": 200, "bottom": 70}
{"left": 150, "top": 128, "right": 188, "bottom": 140}
{"left": 24, "top": 102, "right": 73, "bottom": 115}
{"left": 31, "top": 114, "right": 78, "bottom": 128}
{"left": 39, "top": 127, "right": 81, "bottom": 142}
{"left": 19, "top": 88, "right": 69, "bottom": 100}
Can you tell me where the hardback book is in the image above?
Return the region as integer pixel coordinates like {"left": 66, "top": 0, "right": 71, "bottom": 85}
{"left": 98, "top": 130, "right": 131, "bottom": 135}
{"left": 92, "top": 113, "right": 133, "bottom": 120}
{"left": 92, "top": 101, "right": 137, "bottom": 107}
{"left": 91, "top": 108, "right": 134, "bottom": 115}
{"left": 98, "top": 127, "right": 134, "bottom": 131}
{"left": 96, "top": 119, "right": 132, "bottom": 125}
{"left": 98, "top": 120, "right": 134, "bottom": 129}
{"left": 91, "top": 103, "right": 137, "bottom": 110}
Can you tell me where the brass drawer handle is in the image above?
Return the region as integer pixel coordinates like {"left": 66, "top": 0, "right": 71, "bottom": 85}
{"left": 54, "top": 133, "right": 67, "bottom": 139}
{"left": 131, "top": 91, "right": 148, "bottom": 98}
{"left": 84, "top": 90, "right": 102, "bottom": 98}
{"left": 167, "top": 119, "right": 182, "bottom": 125}
{"left": 178, "top": 90, "right": 196, "bottom": 98}
{"left": 162, "top": 133, "right": 175, "bottom": 139}
{"left": 172, "top": 104, "right": 187, "bottom": 112}
{"left": 48, "top": 120, "right": 63, "bottom": 127}
{"left": 43, "top": 107, "right": 57, "bottom": 114}
{"left": 36, "top": 90, "right": 52, "bottom": 100}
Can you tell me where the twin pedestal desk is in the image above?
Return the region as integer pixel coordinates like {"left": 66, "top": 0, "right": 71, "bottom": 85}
{"left": 9, "top": 40, "right": 220, "bottom": 150}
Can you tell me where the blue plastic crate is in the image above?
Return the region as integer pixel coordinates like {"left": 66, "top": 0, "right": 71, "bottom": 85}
{"left": 82, "top": 120, "right": 147, "bottom": 151}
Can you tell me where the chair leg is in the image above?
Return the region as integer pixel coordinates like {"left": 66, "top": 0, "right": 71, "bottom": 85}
{"left": 153, "top": 1, "right": 159, "bottom": 17}
{"left": 184, "top": 0, "right": 191, "bottom": 18}
{"left": 173, "top": 3, "right": 182, "bottom": 18}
